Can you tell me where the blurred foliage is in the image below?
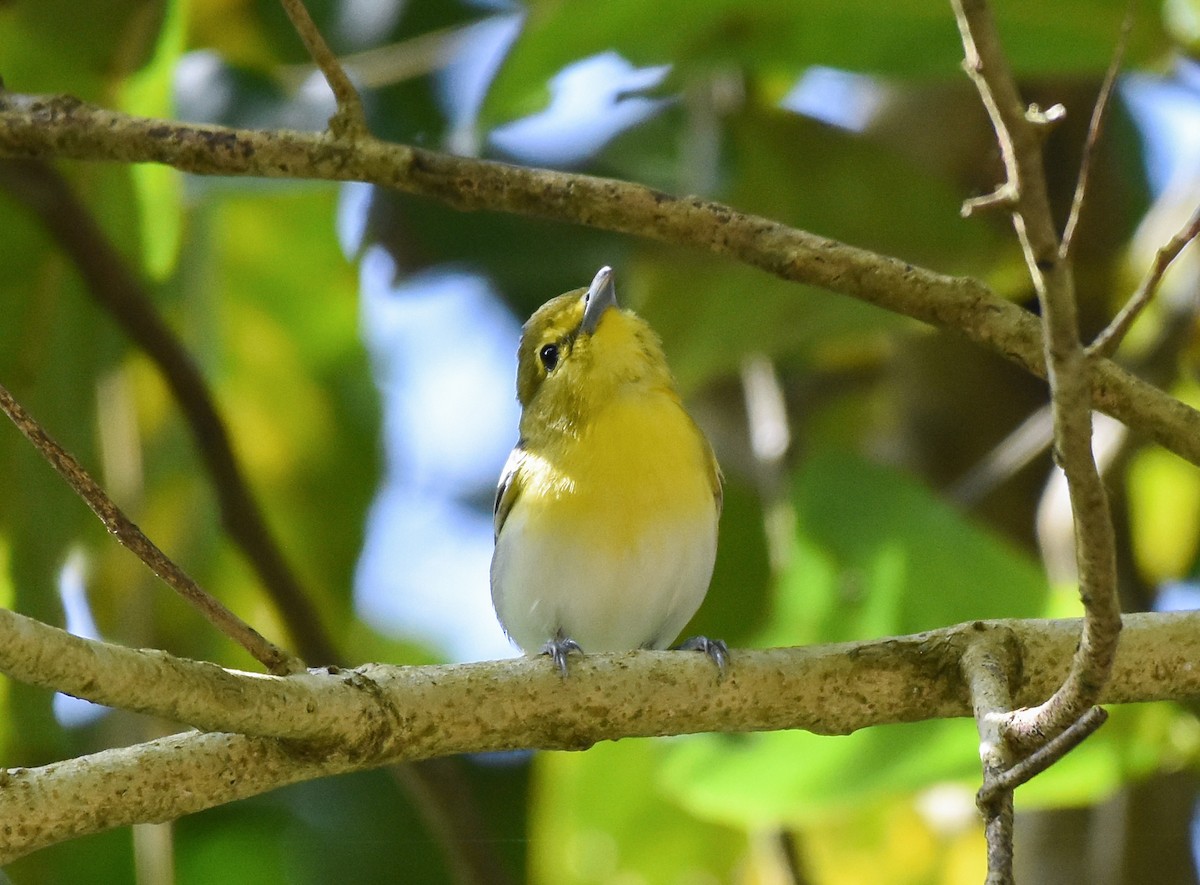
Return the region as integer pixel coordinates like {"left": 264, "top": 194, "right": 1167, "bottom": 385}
{"left": 1, "top": 0, "right": 1199, "bottom": 883}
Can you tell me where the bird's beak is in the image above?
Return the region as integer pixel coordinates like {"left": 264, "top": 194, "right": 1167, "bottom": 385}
{"left": 580, "top": 266, "right": 618, "bottom": 334}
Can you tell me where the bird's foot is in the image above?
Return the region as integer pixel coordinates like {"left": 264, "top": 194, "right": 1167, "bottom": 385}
{"left": 677, "top": 635, "right": 729, "bottom": 678}
{"left": 539, "top": 633, "right": 583, "bottom": 677}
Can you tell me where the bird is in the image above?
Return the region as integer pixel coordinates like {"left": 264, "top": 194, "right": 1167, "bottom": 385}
{"left": 490, "top": 266, "right": 726, "bottom": 676}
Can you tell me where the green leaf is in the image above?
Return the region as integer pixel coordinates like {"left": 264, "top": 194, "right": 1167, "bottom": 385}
{"left": 684, "top": 477, "right": 773, "bottom": 645}
{"left": 725, "top": 106, "right": 1011, "bottom": 272}
{"left": 121, "top": 0, "right": 188, "bottom": 280}
{"left": 195, "top": 187, "right": 376, "bottom": 642}
{"left": 0, "top": 184, "right": 126, "bottom": 758}
{"left": 763, "top": 450, "right": 1049, "bottom": 648}
{"left": 530, "top": 741, "right": 745, "bottom": 885}
{"left": 632, "top": 249, "right": 906, "bottom": 393}
{"left": 1166, "top": 0, "right": 1200, "bottom": 51}
{"left": 1128, "top": 444, "right": 1200, "bottom": 583}
{"left": 484, "top": 0, "right": 1166, "bottom": 125}
{"left": 661, "top": 702, "right": 1183, "bottom": 828}
{"left": 661, "top": 722, "right": 981, "bottom": 827}
{"left": 0, "top": 0, "right": 166, "bottom": 97}
{"left": 5, "top": 825, "right": 134, "bottom": 885}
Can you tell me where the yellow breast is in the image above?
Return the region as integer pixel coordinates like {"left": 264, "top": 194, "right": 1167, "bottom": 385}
{"left": 522, "top": 390, "right": 718, "bottom": 547}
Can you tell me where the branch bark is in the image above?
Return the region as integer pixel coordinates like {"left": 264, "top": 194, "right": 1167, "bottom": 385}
{"left": 1, "top": 92, "right": 1199, "bottom": 468}
{"left": 3, "top": 608, "right": 1200, "bottom": 862}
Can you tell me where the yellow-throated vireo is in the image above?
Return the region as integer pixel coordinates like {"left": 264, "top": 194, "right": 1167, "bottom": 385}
{"left": 491, "top": 266, "right": 726, "bottom": 675}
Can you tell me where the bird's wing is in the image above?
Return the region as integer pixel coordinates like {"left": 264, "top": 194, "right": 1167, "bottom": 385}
{"left": 493, "top": 443, "right": 526, "bottom": 540}
{"left": 686, "top": 410, "right": 724, "bottom": 516}
{"left": 708, "top": 445, "right": 725, "bottom": 515}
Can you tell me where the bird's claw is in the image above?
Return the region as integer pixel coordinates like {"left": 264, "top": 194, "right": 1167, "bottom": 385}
{"left": 540, "top": 635, "right": 583, "bottom": 677}
{"left": 677, "top": 635, "right": 729, "bottom": 679}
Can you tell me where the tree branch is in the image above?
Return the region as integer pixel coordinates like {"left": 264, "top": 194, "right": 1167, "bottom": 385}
{"left": 953, "top": 0, "right": 1121, "bottom": 747}
{"left": 0, "top": 157, "right": 341, "bottom": 667}
{"left": 1059, "top": 6, "right": 1133, "bottom": 261}
{"left": 0, "top": 92, "right": 1198, "bottom": 467}
{"left": 277, "top": 0, "right": 367, "bottom": 139}
{"left": 2, "top": 608, "right": 1199, "bottom": 862}
{"left": 962, "top": 635, "right": 1017, "bottom": 885}
{"left": 0, "top": 383, "right": 302, "bottom": 675}
{"left": 977, "top": 707, "right": 1108, "bottom": 805}
{"left": 1089, "top": 205, "right": 1200, "bottom": 358}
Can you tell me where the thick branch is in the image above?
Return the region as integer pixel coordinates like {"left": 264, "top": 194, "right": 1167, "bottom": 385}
{"left": 2, "top": 610, "right": 1199, "bottom": 861}
{"left": 0, "top": 93, "right": 1198, "bottom": 467}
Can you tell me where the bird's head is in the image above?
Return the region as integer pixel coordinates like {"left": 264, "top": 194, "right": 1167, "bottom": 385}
{"left": 515, "top": 267, "right": 673, "bottom": 436}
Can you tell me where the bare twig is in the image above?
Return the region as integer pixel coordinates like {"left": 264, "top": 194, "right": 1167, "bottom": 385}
{"left": 0, "top": 382, "right": 302, "bottom": 675}
{"left": 977, "top": 707, "right": 1109, "bottom": 805}
{"left": 277, "top": 0, "right": 368, "bottom": 139}
{"left": 0, "top": 158, "right": 341, "bottom": 667}
{"left": 953, "top": 0, "right": 1121, "bottom": 748}
{"left": 962, "top": 635, "right": 1018, "bottom": 885}
{"left": 1060, "top": 6, "right": 1135, "bottom": 261}
{"left": 1090, "top": 206, "right": 1200, "bottom": 358}
{"left": 1, "top": 95, "right": 1199, "bottom": 467}
{"left": 961, "top": 183, "right": 1018, "bottom": 218}
{"left": 950, "top": 404, "right": 1053, "bottom": 507}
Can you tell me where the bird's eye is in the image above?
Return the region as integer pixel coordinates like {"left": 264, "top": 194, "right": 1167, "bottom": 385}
{"left": 539, "top": 343, "right": 559, "bottom": 371}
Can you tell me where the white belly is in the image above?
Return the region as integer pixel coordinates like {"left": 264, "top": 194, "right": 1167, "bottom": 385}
{"left": 491, "top": 505, "right": 717, "bottom": 654}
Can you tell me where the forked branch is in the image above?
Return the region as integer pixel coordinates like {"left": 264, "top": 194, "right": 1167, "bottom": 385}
{"left": 277, "top": 0, "right": 368, "bottom": 138}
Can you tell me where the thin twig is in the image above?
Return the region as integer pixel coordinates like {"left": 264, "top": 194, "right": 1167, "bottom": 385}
{"left": 949, "top": 404, "right": 1052, "bottom": 507}
{"left": 953, "top": 0, "right": 1122, "bottom": 749}
{"left": 962, "top": 635, "right": 1018, "bottom": 885}
{"left": 0, "top": 382, "right": 303, "bottom": 675}
{"left": 0, "top": 158, "right": 341, "bottom": 666}
{"left": 1060, "top": 6, "right": 1135, "bottom": 261}
{"left": 1090, "top": 206, "right": 1200, "bottom": 358}
{"left": 978, "top": 706, "right": 1108, "bottom": 805}
{"left": 961, "top": 183, "right": 1018, "bottom": 218}
{"left": 278, "top": 23, "right": 476, "bottom": 91}
{"left": 277, "top": 0, "right": 368, "bottom": 139}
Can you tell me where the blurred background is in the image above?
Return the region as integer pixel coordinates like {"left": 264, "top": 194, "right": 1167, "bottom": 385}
{"left": 1, "top": 0, "right": 1200, "bottom": 882}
